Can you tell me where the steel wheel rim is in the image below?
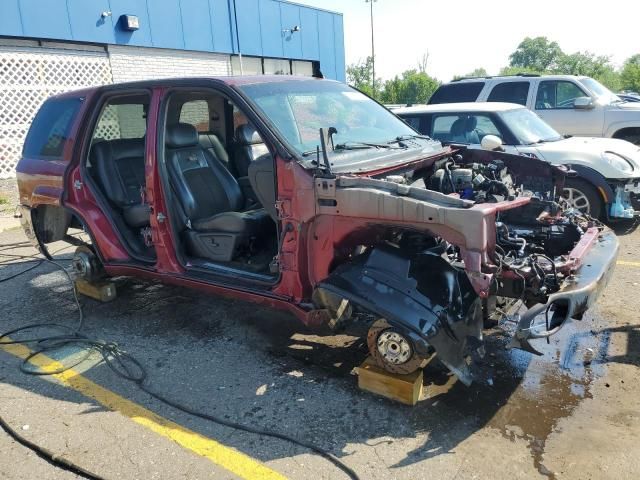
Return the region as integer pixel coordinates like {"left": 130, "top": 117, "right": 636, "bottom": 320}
{"left": 562, "top": 187, "right": 591, "bottom": 213}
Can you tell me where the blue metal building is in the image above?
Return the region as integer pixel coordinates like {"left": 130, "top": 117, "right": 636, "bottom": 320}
{"left": 0, "top": 0, "right": 345, "bottom": 177}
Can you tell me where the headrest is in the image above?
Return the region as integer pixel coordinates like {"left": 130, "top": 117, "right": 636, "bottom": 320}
{"left": 166, "top": 123, "right": 198, "bottom": 148}
{"left": 236, "top": 124, "right": 263, "bottom": 146}
{"left": 91, "top": 138, "right": 145, "bottom": 163}
{"left": 465, "top": 116, "right": 477, "bottom": 131}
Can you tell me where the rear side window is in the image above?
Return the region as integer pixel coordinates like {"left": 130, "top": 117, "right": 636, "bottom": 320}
{"left": 93, "top": 102, "right": 147, "bottom": 141}
{"left": 487, "top": 81, "right": 530, "bottom": 106}
{"left": 23, "top": 97, "right": 82, "bottom": 160}
{"left": 179, "top": 100, "right": 210, "bottom": 132}
{"left": 428, "top": 82, "right": 484, "bottom": 104}
{"left": 401, "top": 115, "right": 422, "bottom": 131}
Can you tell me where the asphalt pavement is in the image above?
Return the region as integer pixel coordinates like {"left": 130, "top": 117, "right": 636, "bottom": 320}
{"left": 1, "top": 223, "right": 639, "bottom": 480}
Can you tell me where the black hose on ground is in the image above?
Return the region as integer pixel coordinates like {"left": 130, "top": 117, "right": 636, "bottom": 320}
{"left": 0, "top": 249, "right": 360, "bottom": 480}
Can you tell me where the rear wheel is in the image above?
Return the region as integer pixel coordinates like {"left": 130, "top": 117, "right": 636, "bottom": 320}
{"left": 72, "top": 246, "right": 104, "bottom": 283}
{"left": 562, "top": 178, "right": 603, "bottom": 219}
{"left": 367, "top": 319, "right": 426, "bottom": 375}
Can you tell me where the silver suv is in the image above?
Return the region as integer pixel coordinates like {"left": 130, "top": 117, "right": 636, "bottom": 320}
{"left": 429, "top": 74, "right": 640, "bottom": 144}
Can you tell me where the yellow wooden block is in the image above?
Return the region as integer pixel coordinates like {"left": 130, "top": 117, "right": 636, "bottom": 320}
{"left": 75, "top": 279, "right": 117, "bottom": 303}
{"left": 356, "top": 357, "right": 423, "bottom": 405}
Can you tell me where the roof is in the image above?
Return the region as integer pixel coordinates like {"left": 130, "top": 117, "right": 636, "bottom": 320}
{"left": 394, "top": 102, "right": 524, "bottom": 115}
{"left": 54, "top": 75, "right": 328, "bottom": 97}
{"left": 452, "top": 74, "right": 587, "bottom": 83}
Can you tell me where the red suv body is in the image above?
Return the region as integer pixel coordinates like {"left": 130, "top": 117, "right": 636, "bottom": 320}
{"left": 16, "top": 76, "right": 618, "bottom": 384}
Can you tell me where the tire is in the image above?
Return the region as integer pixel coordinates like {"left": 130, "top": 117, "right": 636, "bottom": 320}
{"left": 562, "top": 178, "right": 603, "bottom": 219}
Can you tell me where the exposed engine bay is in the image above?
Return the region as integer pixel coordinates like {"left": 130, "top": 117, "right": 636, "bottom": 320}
{"left": 313, "top": 147, "right": 618, "bottom": 385}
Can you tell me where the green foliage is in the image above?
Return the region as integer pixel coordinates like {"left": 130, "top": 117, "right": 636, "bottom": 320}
{"left": 379, "top": 70, "right": 440, "bottom": 105}
{"left": 346, "top": 56, "right": 381, "bottom": 98}
{"left": 509, "top": 37, "right": 563, "bottom": 72}
{"left": 453, "top": 68, "right": 488, "bottom": 80}
{"left": 0, "top": 194, "right": 8, "bottom": 206}
{"left": 499, "top": 66, "right": 543, "bottom": 76}
{"left": 553, "top": 51, "right": 620, "bottom": 90}
{"left": 620, "top": 54, "right": 640, "bottom": 93}
{"left": 504, "top": 38, "right": 623, "bottom": 91}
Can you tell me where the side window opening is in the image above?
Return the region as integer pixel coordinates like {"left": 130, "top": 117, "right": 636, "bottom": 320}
{"left": 23, "top": 97, "right": 82, "bottom": 160}
{"left": 536, "top": 81, "right": 587, "bottom": 110}
{"left": 92, "top": 102, "right": 147, "bottom": 142}
{"left": 487, "top": 81, "right": 530, "bottom": 106}
{"left": 431, "top": 114, "right": 500, "bottom": 144}
{"left": 428, "top": 82, "right": 485, "bottom": 104}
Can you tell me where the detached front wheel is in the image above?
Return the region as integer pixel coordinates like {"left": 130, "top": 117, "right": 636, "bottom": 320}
{"left": 367, "top": 319, "right": 426, "bottom": 375}
{"left": 562, "top": 178, "right": 603, "bottom": 219}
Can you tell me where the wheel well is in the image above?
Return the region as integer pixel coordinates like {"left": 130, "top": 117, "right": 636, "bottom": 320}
{"left": 612, "top": 127, "right": 640, "bottom": 141}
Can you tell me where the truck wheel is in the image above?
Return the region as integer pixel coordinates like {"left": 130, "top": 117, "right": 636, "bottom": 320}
{"left": 367, "top": 319, "right": 426, "bottom": 375}
{"left": 562, "top": 178, "right": 602, "bottom": 219}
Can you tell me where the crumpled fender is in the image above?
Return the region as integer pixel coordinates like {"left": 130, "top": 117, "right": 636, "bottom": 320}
{"left": 315, "top": 247, "right": 482, "bottom": 385}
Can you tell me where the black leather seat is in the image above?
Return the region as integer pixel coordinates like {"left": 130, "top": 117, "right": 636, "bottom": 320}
{"left": 233, "top": 124, "right": 271, "bottom": 178}
{"left": 199, "top": 132, "right": 229, "bottom": 167}
{"left": 91, "top": 139, "right": 150, "bottom": 228}
{"left": 165, "top": 123, "right": 271, "bottom": 262}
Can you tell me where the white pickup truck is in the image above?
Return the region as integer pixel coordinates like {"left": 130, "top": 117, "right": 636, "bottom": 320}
{"left": 428, "top": 74, "right": 640, "bottom": 144}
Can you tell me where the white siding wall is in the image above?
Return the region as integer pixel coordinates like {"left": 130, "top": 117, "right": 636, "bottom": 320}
{"left": 108, "top": 45, "right": 231, "bottom": 83}
{"left": 0, "top": 41, "right": 231, "bottom": 178}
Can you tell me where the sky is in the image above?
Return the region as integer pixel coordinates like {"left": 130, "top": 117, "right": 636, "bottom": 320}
{"left": 294, "top": 0, "right": 639, "bottom": 82}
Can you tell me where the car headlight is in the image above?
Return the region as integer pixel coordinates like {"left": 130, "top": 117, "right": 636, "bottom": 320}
{"left": 603, "top": 151, "right": 634, "bottom": 173}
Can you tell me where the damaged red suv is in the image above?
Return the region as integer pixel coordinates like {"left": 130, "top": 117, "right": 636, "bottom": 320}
{"left": 16, "top": 76, "right": 618, "bottom": 385}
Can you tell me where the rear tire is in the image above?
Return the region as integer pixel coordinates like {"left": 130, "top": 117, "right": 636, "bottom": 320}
{"left": 562, "top": 178, "right": 603, "bottom": 219}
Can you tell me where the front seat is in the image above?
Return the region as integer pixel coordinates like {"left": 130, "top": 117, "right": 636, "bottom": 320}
{"left": 165, "top": 123, "right": 272, "bottom": 262}
{"left": 91, "top": 139, "right": 150, "bottom": 228}
{"left": 233, "top": 124, "right": 271, "bottom": 178}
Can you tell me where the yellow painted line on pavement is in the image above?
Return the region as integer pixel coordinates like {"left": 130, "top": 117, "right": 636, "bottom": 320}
{"left": 617, "top": 260, "right": 640, "bottom": 267}
{"left": 0, "top": 340, "right": 287, "bottom": 480}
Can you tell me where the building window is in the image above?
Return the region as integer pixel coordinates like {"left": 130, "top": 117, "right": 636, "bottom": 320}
{"left": 292, "top": 60, "right": 313, "bottom": 77}
{"left": 231, "top": 56, "right": 262, "bottom": 75}
{"left": 264, "top": 58, "right": 291, "bottom": 75}
{"left": 231, "top": 56, "right": 314, "bottom": 77}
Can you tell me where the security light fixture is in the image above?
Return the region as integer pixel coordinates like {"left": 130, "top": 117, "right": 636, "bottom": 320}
{"left": 119, "top": 14, "right": 140, "bottom": 31}
{"left": 283, "top": 25, "right": 301, "bottom": 34}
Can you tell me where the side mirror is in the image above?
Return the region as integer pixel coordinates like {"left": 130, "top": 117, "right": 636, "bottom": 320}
{"left": 481, "top": 134, "right": 503, "bottom": 151}
{"left": 574, "top": 96, "right": 595, "bottom": 109}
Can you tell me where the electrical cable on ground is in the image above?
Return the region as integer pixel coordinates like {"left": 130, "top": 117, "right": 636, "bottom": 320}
{"left": 0, "top": 246, "right": 360, "bottom": 480}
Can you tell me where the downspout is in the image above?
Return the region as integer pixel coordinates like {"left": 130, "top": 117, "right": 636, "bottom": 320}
{"left": 232, "top": 0, "right": 244, "bottom": 74}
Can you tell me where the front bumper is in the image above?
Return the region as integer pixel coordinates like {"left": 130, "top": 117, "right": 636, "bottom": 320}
{"left": 510, "top": 228, "right": 619, "bottom": 355}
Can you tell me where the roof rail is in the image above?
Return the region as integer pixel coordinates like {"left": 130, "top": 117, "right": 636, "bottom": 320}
{"left": 451, "top": 72, "right": 541, "bottom": 82}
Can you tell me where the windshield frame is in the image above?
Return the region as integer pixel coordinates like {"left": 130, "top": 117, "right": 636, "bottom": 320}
{"left": 499, "top": 108, "right": 564, "bottom": 145}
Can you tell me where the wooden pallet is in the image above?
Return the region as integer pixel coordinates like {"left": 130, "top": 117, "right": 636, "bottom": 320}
{"left": 356, "top": 357, "right": 423, "bottom": 405}
{"left": 75, "top": 279, "right": 117, "bottom": 303}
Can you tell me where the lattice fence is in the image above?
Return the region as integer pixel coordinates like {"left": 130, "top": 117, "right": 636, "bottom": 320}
{"left": 0, "top": 47, "right": 113, "bottom": 178}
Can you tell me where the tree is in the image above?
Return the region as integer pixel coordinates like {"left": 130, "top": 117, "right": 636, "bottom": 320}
{"left": 453, "top": 67, "right": 488, "bottom": 80}
{"left": 346, "top": 56, "right": 381, "bottom": 98}
{"left": 380, "top": 70, "right": 440, "bottom": 105}
{"left": 620, "top": 54, "right": 640, "bottom": 93}
{"left": 554, "top": 51, "right": 620, "bottom": 90}
{"left": 509, "top": 36, "right": 563, "bottom": 72}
